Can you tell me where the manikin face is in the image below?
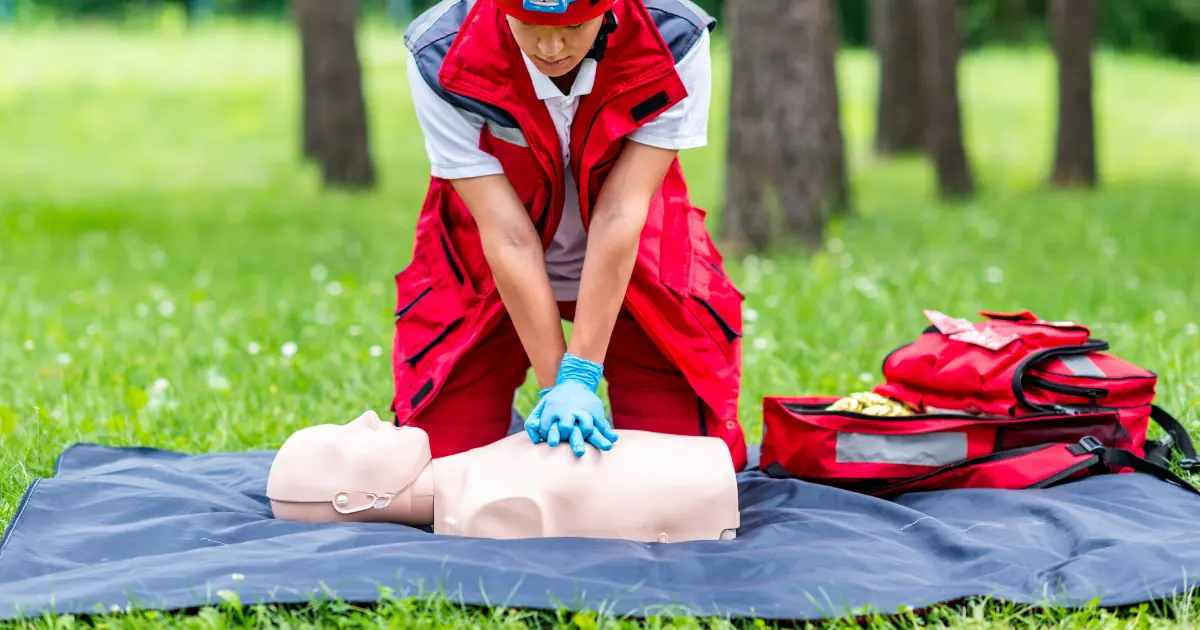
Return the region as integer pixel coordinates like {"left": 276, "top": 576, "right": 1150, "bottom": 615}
{"left": 506, "top": 14, "right": 606, "bottom": 77}
{"left": 266, "top": 411, "right": 433, "bottom": 522}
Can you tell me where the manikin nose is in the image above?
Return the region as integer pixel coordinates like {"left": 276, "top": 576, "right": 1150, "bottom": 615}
{"left": 351, "top": 410, "right": 383, "bottom": 431}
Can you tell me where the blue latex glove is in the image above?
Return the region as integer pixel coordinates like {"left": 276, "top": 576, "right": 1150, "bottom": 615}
{"left": 524, "top": 353, "right": 619, "bottom": 456}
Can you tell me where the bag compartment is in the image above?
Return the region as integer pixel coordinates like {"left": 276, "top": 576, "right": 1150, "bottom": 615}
{"left": 761, "top": 396, "right": 1127, "bottom": 487}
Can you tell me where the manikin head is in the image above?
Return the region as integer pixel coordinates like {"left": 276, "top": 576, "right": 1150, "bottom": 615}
{"left": 494, "top": 0, "right": 617, "bottom": 77}
{"left": 266, "top": 411, "right": 435, "bottom": 526}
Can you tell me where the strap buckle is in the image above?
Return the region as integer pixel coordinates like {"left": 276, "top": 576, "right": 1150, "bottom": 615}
{"left": 1179, "top": 458, "right": 1199, "bottom": 472}
{"left": 1078, "top": 435, "right": 1104, "bottom": 453}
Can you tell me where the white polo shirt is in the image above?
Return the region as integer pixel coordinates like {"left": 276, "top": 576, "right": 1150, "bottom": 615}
{"left": 407, "top": 29, "right": 712, "bottom": 302}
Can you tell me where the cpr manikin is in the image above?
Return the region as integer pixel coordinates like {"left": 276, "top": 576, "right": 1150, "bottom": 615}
{"left": 266, "top": 411, "right": 740, "bottom": 543}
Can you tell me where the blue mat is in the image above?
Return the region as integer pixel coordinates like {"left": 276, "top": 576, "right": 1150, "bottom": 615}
{"left": 3, "top": 439, "right": 1200, "bottom": 622}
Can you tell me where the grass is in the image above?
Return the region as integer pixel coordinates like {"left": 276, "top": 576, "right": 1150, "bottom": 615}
{"left": 2, "top": 15, "right": 1200, "bottom": 628}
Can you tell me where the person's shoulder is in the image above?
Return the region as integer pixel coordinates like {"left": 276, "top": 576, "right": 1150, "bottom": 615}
{"left": 404, "top": 0, "right": 474, "bottom": 54}
{"left": 641, "top": 0, "right": 717, "bottom": 64}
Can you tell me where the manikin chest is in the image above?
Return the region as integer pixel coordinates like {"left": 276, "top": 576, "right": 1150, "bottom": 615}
{"left": 430, "top": 431, "right": 741, "bottom": 543}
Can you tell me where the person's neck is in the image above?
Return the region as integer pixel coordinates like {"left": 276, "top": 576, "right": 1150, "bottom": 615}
{"left": 550, "top": 65, "right": 581, "bottom": 96}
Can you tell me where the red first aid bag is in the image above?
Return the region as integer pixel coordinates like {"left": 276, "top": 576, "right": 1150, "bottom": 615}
{"left": 874, "top": 310, "right": 1164, "bottom": 457}
{"left": 758, "top": 309, "right": 1200, "bottom": 498}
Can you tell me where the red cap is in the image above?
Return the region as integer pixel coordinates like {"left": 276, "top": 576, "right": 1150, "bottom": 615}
{"left": 494, "top": 0, "right": 618, "bottom": 27}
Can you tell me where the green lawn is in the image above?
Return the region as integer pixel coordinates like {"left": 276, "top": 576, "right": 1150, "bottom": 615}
{"left": 3, "top": 17, "right": 1200, "bottom": 629}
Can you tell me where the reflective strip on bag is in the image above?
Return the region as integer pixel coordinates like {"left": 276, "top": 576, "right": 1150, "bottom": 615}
{"left": 1060, "top": 354, "right": 1106, "bottom": 378}
{"left": 835, "top": 432, "right": 969, "bottom": 466}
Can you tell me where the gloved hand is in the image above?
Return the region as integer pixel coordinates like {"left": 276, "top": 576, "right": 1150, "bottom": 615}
{"left": 524, "top": 353, "right": 619, "bottom": 456}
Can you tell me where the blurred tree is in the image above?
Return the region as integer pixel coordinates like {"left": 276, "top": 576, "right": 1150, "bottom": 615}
{"left": 917, "top": 0, "right": 973, "bottom": 199}
{"left": 1050, "top": 0, "right": 1098, "bottom": 188}
{"left": 386, "top": 0, "right": 411, "bottom": 26}
{"left": 871, "top": 0, "right": 924, "bottom": 155}
{"left": 720, "top": 0, "right": 848, "bottom": 253}
{"left": 293, "top": 0, "right": 376, "bottom": 188}
{"left": 0, "top": 0, "right": 12, "bottom": 23}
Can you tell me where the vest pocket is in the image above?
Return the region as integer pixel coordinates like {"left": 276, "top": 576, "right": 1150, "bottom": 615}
{"left": 660, "top": 205, "right": 745, "bottom": 357}
{"left": 393, "top": 222, "right": 474, "bottom": 369}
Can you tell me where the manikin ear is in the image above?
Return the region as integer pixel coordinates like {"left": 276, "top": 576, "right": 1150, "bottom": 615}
{"left": 350, "top": 410, "right": 384, "bottom": 430}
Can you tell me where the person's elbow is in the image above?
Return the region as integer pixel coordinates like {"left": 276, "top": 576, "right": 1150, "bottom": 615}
{"left": 592, "top": 201, "right": 649, "bottom": 242}
{"left": 483, "top": 217, "right": 542, "bottom": 255}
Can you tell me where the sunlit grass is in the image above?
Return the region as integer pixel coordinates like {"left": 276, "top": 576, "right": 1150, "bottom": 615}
{"left": 1, "top": 19, "right": 1200, "bottom": 628}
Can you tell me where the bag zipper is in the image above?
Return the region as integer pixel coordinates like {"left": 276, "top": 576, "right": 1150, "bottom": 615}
{"left": 779, "top": 402, "right": 1068, "bottom": 422}
{"left": 869, "top": 442, "right": 1063, "bottom": 496}
{"left": 1024, "top": 375, "right": 1107, "bottom": 404}
{"left": 1010, "top": 340, "right": 1111, "bottom": 413}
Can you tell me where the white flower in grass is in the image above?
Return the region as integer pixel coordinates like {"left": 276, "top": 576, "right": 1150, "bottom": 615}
{"left": 348, "top": 325, "right": 362, "bottom": 337}
{"left": 158, "top": 300, "right": 175, "bottom": 317}
{"left": 753, "top": 337, "right": 770, "bottom": 350}
{"left": 281, "top": 342, "right": 298, "bottom": 358}
{"left": 206, "top": 369, "right": 230, "bottom": 392}
{"left": 247, "top": 342, "right": 261, "bottom": 355}
{"left": 859, "top": 372, "right": 874, "bottom": 383}
{"left": 152, "top": 378, "right": 170, "bottom": 392}
{"left": 231, "top": 573, "right": 244, "bottom": 582}
{"left": 369, "top": 345, "right": 383, "bottom": 358}
{"left": 23, "top": 340, "right": 33, "bottom": 351}
{"left": 56, "top": 353, "right": 72, "bottom": 365}
{"left": 310, "top": 264, "right": 328, "bottom": 282}
{"left": 326, "top": 281, "right": 344, "bottom": 297}
{"left": 744, "top": 308, "right": 759, "bottom": 323}
{"left": 1186, "top": 323, "right": 1198, "bottom": 336}
{"left": 985, "top": 267, "right": 1004, "bottom": 284}
{"left": 1154, "top": 310, "right": 1167, "bottom": 325}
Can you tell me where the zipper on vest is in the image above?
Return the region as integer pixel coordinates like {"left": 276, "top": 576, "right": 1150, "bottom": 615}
{"left": 691, "top": 296, "right": 741, "bottom": 343}
{"left": 405, "top": 320, "right": 462, "bottom": 367}
{"left": 439, "top": 234, "right": 465, "bottom": 285}
{"left": 395, "top": 286, "right": 432, "bottom": 318}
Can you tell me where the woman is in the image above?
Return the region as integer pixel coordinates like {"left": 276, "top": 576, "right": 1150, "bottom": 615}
{"left": 392, "top": 0, "right": 747, "bottom": 471}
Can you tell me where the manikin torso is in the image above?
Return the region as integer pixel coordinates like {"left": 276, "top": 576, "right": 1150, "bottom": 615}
{"left": 266, "top": 411, "right": 740, "bottom": 543}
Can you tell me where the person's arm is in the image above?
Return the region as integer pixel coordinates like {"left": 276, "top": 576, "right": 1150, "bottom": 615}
{"left": 450, "top": 175, "right": 566, "bottom": 389}
{"left": 567, "top": 141, "right": 678, "bottom": 363}
{"left": 405, "top": 55, "right": 565, "bottom": 389}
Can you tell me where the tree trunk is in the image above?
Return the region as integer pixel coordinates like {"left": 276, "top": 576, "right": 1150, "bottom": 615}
{"left": 1049, "top": 0, "right": 1098, "bottom": 188}
{"left": 294, "top": 0, "right": 376, "bottom": 188}
{"left": 720, "top": 0, "right": 846, "bottom": 253}
{"left": 294, "top": 0, "right": 321, "bottom": 161}
{"left": 871, "top": 0, "right": 924, "bottom": 155}
{"left": 917, "top": 0, "right": 974, "bottom": 199}
{"left": 824, "top": 0, "right": 851, "bottom": 215}
{"left": 995, "top": 0, "right": 1028, "bottom": 44}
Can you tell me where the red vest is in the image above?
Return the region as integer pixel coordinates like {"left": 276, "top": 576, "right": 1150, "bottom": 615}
{"left": 394, "top": 0, "right": 747, "bottom": 470}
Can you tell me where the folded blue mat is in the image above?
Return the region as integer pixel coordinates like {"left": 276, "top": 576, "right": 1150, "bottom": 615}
{"left": 3, "top": 438, "right": 1200, "bottom": 622}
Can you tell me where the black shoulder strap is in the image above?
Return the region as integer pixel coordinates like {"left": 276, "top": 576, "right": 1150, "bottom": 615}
{"left": 1145, "top": 404, "right": 1199, "bottom": 471}
{"left": 1091, "top": 444, "right": 1200, "bottom": 496}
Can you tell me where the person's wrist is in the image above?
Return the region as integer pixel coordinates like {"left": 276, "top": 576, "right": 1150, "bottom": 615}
{"left": 554, "top": 352, "right": 603, "bottom": 392}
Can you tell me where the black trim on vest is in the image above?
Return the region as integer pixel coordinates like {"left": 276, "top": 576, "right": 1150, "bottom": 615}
{"left": 631, "top": 90, "right": 671, "bottom": 122}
